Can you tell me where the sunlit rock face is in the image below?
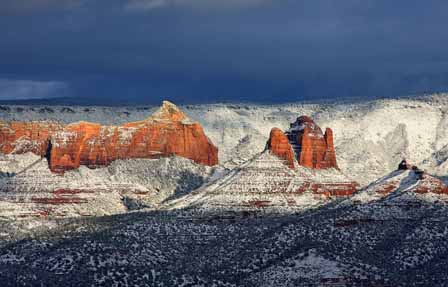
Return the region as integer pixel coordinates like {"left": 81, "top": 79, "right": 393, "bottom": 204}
{"left": 266, "top": 128, "right": 295, "bottom": 169}
{"left": 0, "top": 101, "right": 219, "bottom": 173}
{"left": 0, "top": 121, "right": 63, "bottom": 155}
{"left": 266, "top": 116, "right": 338, "bottom": 170}
{"left": 286, "top": 116, "right": 338, "bottom": 170}
{"left": 49, "top": 101, "right": 219, "bottom": 173}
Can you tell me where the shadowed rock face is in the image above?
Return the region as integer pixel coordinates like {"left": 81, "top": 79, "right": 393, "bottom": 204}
{"left": 0, "top": 101, "right": 219, "bottom": 173}
{"left": 267, "top": 116, "right": 338, "bottom": 170}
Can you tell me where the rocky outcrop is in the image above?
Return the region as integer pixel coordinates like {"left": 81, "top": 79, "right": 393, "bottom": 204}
{"left": 266, "top": 128, "right": 295, "bottom": 168}
{"left": 0, "top": 101, "right": 219, "bottom": 173}
{"left": 287, "top": 116, "right": 338, "bottom": 169}
{"left": 267, "top": 116, "right": 338, "bottom": 170}
{"left": 0, "top": 121, "right": 63, "bottom": 155}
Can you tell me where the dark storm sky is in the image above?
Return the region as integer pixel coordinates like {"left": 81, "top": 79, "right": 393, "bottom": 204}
{"left": 1, "top": 0, "right": 448, "bottom": 104}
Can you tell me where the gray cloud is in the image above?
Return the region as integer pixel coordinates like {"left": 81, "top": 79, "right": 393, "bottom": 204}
{"left": 124, "top": 0, "right": 270, "bottom": 12}
{"left": 125, "top": 0, "right": 167, "bottom": 11}
{"left": 0, "top": 79, "right": 69, "bottom": 100}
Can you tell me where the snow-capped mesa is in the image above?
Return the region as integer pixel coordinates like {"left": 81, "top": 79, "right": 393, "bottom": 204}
{"left": 0, "top": 101, "right": 222, "bottom": 220}
{"left": 0, "top": 101, "right": 218, "bottom": 174}
{"left": 164, "top": 117, "right": 357, "bottom": 213}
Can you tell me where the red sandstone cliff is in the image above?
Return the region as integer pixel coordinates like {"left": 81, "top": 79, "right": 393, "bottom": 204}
{"left": 49, "top": 101, "right": 218, "bottom": 173}
{"left": 0, "top": 121, "right": 63, "bottom": 155}
{"left": 267, "top": 116, "right": 338, "bottom": 170}
{"left": 266, "top": 128, "right": 295, "bottom": 169}
{"left": 0, "top": 101, "right": 219, "bottom": 173}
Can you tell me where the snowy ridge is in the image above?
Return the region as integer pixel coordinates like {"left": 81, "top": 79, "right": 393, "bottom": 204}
{"left": 335, "top": 167, "right": 448, "bottom": 225}
{"left": 3, "top": 94, "right": 448, "bottom": 184}
{"left": 351, "top": 169, "right": 448, "bottom": 205}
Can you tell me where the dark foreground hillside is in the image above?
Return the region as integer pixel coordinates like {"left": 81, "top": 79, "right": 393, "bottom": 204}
{"left": 1, "top": 195, "right": 447, "bottom": 287}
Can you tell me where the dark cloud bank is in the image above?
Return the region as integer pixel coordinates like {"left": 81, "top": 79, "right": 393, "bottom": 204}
{"left": 1, "top": 0, "right": 448, "bottom": 105}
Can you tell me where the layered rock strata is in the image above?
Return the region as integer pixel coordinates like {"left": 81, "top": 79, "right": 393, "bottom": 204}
{"left": 0, "top": 101, "right": 219, "bottom": 173}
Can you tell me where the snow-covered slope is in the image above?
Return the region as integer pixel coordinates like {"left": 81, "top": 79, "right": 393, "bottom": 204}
{"left": 2, "top": 94, "right": 448, "bottom": 185}
{"left": 163, "top": 151, "right": 356, "bottom": 213}
{"left": 0, "top": 153, "right": 217, "bottom": 219}
{"left": 337, "top": 166, "right": 448, "bottom": 227}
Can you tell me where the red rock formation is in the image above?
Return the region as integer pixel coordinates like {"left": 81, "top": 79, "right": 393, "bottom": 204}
{"left": 286, "top": 116, "right": 338, "bottom": 169}
{"left": 0, "top": 121, "right": 63, "bottom": 155}
{"left": 267, "top": 116, "right": 338, "bottom": 170}
{"left": 266, "top": 128, "right": 295, "bottom": 168}
{"left": 323, "top": 128, "right": 338, "bottom": 168}
{"left": 0, "top": 101, "right": 219, "bottom": 173}
{"left": 49, "top": 101, "right": 218, "bottom": 173}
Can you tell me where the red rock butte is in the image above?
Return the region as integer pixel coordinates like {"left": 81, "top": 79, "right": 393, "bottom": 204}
{"left": 267, "top": 116, "right": 338, "bottom": 170}
{"left": 0, "top": 101, "right": 219, "bottom": 173}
